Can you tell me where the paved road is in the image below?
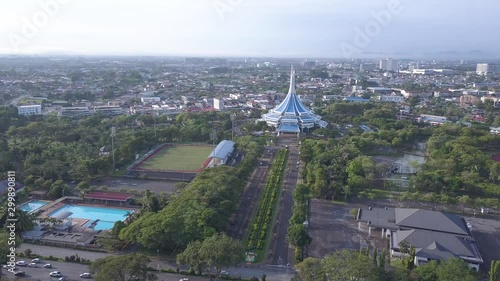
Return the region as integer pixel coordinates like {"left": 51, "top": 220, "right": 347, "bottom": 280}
{"left": 271, "top": 141, "right": 300, "bottom": 266}
{"left": 1, "top": 260, "right": 90, "bottom": 280}
{"left": 229, "top": 147, "right": 277, "bottom": 240}
{"left": 16, "top": 244, "right": 294, "bottom": 281}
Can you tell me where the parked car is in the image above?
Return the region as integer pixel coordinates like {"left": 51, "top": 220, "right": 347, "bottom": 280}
{"left": 3, "top": 264, "right": 15, "bottom": 269}
{"left": 31, "top": 258, "right": 41, "bottom": 263}
{"left": 44, "top": 263, "right": 52, "bottom": 268}
{"left": 179, "top": 279, "right": 189, "bottom": 281}
{"left": 49, "top": 271, "right": 62, "bottom": 277}
{"left": 80, "top": 273, "right": 92, "bottom": 278}
{"left": 28, "top": 262, "right": 37, "bottom": 267}
{"left": 14, "top": 271, "right": 26, "bottom": 276}
{"left": 220, "top": 270, "right": 229, "bottom": 275}
{"left": 15, "top": 261, "right": 27, "bottom": 266}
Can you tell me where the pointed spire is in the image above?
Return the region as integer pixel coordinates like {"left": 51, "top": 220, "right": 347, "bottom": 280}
{"left": 288, "top": 65, "right": 296, "bottom": 94}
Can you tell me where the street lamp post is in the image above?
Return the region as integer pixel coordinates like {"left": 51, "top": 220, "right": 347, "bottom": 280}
{"left": 111, "top": 127, "right": 116, "bottom": 171}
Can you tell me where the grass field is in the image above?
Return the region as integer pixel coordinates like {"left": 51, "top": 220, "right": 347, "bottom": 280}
{"left": 138, "top": 145, "right": 214, "bottom": 171}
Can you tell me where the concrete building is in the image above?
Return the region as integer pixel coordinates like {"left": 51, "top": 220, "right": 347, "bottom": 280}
{"left": 367, "top": 87, "right": 393, "bottom": 94}
{"left": 17, "top": 105, "right": 42, "bottom": 116}
{"left": 460, "top": 95, "right": 480, "bottom": 107}
{"left": 261, "top": 66, "right": 327, "bottom": 134}
{"left": 357, "top": 207, "right": 483, "bottom": 271}
{"left": 141, "top": 97, "right": 161, "bottom": 104}
{"left": 94, "top": 106, "right": 124, "bottom": 116}
{"left": 377, "top": 95, "right": 405, "bottom": 103}
{"left": 477, "top": 63, "right": 500, "bottom": 75}
{"left": 58, "top": 107, "right": 91, "bottom": 118}
{"left": 379, "top": 58, "right": 399, "bottom": 72}
{"left": 419, "top": 114, "right": 448, "bottom": 125}
{"left": 214, "top": 98, "right": 225, "bottom": 111}
{"left": 490, "top": 127, "right": 500, "bottom": 135}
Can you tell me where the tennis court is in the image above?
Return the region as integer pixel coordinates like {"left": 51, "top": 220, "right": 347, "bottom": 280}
{"left": 137, "top": 145, "right": 214, "bottom": 171}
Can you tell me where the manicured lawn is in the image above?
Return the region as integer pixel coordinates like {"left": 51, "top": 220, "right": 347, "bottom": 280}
{"left": 138, "top": 145, "right": 214, "bottom": 171}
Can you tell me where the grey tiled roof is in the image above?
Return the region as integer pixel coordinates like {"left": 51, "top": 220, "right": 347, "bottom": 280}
{"left": 392, "top": 229, "right": 482, "bottom": 262}
{"left": 397, "top": 209, "right": 469, "bottom": 236}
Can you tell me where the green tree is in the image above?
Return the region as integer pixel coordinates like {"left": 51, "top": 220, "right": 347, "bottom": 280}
{"left": 177, "top": 233, "right": 244, "bottom": 280}
{"left": 372, "top": 248, "right": 378, "bottom": 265}
{"left": 403, "top": 245, "right": 416, "bottom": 270}
{"left": 77, "top": 181, "right": 90, "bottom": 191}
{"left": 414, "top": 260, "right": 438, "bottom": 281}
{"left": 24, "top": 248, "right": 32, "bottom": 258}
{"left": 320, "top": 249, "right": 385, "bottom": 281}
{"left": 89, "top": 254, "right": 157, "bottom": 281}
{"left": 141, "top": 189, "right": 160, "bottom": 213}
{"left": 379, "top": 248, "right": 386, "bottom": 268}
{"left": 295, "top": 257, "right": 322, "bottom": 281}
{"left": 287, "top": 225, "right": 312, "bottom": 261}
{"left": 490, "top": 162, "right": 500, "bottom": 182}
{"left": 177, "top": 240, "right": 205, "bottom": 275}
{"left": 436, "top": 258, "right": 476, "bottom": 281}
{"left": 490, "top": 260, "right": 500, "bottom": 281}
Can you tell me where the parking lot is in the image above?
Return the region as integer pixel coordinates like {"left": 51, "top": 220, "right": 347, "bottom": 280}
{"left": 463, "top": 215, "right": 500, "bottom": 271}
{"left": 307, "top": 199, "right": 500, "bottom": 272}
{"left": 90, "top": 178, "right": 179, "bottom": 194}
{"left": 307, "top": 200, "right": 386, "bottom": 258}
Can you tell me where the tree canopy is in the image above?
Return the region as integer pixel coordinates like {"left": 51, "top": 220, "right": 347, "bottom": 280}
{"left": 177, "top": 233, "right": 244, "bottom": 278}
{"left": 89, "top": 254, "right": 157, "bottom": 281}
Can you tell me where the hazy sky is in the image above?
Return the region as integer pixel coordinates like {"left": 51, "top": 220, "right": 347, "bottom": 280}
{"left": 0, "top": 0, "right": 498, "bottom": 58}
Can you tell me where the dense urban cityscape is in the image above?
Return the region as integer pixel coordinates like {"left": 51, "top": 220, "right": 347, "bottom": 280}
{"left": 1, "top": 1, "right": 500, "bottom": 281}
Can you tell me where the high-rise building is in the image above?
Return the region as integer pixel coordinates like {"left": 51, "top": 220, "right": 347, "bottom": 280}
{"left": 379, "top": 58, "right": 399, "bottom": 72}
{"left": 476, "top": 63, "right": 500, "bottom": 75}
{"left": 214, "top": 98, "right": 225, "bottom": 111}
{"left": 261, "top": 66, "right": 327, "bottom": 134}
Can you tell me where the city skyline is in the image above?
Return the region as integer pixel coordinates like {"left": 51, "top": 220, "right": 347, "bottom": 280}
{"left": 0, "top": 0, "right": 499, "bottom": 59}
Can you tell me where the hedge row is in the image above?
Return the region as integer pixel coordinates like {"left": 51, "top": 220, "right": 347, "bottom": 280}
{"left": 247, "top": 149, "right": 289, "bottom": 250}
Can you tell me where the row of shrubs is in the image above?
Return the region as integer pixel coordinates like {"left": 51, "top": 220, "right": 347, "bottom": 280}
{"left": 247, "top": 149, "right": 288, "bottom": 250}
{"left": 17, "top": 250, "right": 91, "bottom": 265}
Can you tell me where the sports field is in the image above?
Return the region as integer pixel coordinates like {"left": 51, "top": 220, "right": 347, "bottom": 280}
{"left": 138, "top": 145, "right": 214, "bottom": 171}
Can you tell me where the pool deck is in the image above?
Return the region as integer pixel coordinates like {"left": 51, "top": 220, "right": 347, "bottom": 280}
{"left": 38, "top": 197, "right": 136, "bottom": 218}
{"left": 35, "top": 197, "right": 138, "bottom": 235}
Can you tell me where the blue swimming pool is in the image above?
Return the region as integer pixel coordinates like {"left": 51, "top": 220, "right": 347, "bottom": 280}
{"left": 20, "top": 200, "right": 49, "bottom": 213}
{"left": 49, "top": 205, "right": 133, "bottom": 231}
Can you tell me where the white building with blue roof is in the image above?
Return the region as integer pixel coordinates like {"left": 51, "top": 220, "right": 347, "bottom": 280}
{"left": 207, "top": 140, "right": 235, "bottom": 167}
{"left": 261, "top": 66, "right": 327, "bottom": 135}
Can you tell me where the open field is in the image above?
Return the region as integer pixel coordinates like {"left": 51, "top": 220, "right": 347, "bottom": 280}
{"left": 138, "top": 145, "right": 213, "bottom": 171}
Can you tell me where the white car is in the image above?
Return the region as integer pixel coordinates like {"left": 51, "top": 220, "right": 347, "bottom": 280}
{"left": 50, "top": 271, "right": 62, "bottom": 277}
{"left": 220, "top": 270, "right": 229, "bottom": 275}
{"left": 179, "top": 278, "right": 189, "bottom": 281}
{"left": 28, "top": 262, "right": 37, "bottom": 267}
{"left": 31, "top": 258, "right": 41, "bottom": 263}
{"left": 44, "top": 263, "right": 52, "bottom": 268}
{"left": 15, "top": 261, "right": 27, "bottom": 266}
{"left": 80, "top": 273, "right": 92, "bottom": 278}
